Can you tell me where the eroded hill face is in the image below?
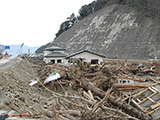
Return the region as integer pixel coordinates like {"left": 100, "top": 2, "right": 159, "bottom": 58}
{"left": 51, "top": 4, "right": 160, "bottom": 59}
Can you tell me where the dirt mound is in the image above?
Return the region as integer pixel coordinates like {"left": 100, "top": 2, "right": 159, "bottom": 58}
{"left": 0, "top": 58, "right": 52, "bottom": 119}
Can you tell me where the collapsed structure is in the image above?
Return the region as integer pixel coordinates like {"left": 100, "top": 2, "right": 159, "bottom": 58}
{"left": 132, "top": 83, "right": 160, "bottom": 119}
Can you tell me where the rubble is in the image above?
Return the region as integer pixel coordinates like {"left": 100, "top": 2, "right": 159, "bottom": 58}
{"left": 132, "top": 83, "right": 160, "bottom": 119}
{"left": 31, "top": 58, "right": 159, "bottom": 119}
{"left": 113, "top": 83, "right": 151, "bottom": 91}
{"left": 44, "top": 72, "right": 61, "bottom": 84}
{"left": 1, "top": 56, "right": 160, "bottom": 119}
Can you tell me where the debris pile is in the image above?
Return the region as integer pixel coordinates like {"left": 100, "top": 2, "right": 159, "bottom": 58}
{"left": 1, "top": 57, "right": 160, "bottom": 120}
{"left": 32, "top": 58, "right": 160, "bottom": 120}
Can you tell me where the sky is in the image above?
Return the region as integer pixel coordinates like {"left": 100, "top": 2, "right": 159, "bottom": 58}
{"left": 0, "top": 0, "right": 94, "bottom": 47}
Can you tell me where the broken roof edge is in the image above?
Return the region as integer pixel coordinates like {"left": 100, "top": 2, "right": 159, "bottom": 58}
{"left": 65, "top": 50, "right": 106, "bottom": 59}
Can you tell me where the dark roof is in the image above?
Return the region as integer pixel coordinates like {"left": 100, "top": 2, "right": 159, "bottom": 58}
{"left": 45, "top": 46, "right": 66, "bottom": 51}
{"left": 65, "top": 50, "right": 105, "bottom": 59}
{"left": 44, "top": 52, "right": 67, "bottom": 57}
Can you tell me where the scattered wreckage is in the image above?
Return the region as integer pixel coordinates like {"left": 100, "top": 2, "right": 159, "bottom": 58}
{"left": 1, "top": 57, "right": 160, "bottom": 120}
{"left": 132, "top": 83, "right": 160, "bottom": 119}
{"left": 32, "top": 58, "right": 160, "bottom": 120}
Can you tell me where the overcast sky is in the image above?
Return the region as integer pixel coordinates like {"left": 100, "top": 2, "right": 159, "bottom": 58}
{"left": 0, "top": 0, "right": 94, "bottom": 47}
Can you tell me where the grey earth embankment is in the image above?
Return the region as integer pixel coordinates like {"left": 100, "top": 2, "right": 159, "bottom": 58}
{"left": 0, "top": 57, "right": 52, "bottom": 120}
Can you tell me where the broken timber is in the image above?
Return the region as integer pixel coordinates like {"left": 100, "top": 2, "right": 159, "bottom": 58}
{"left": 79, "top": 78, "right": 153, "bottom": 120}
{"left": 132, "top": 83, "right": 160, "bottom": 119}
{"left": 113, "top": 84, "right": 151, "bottom": 91}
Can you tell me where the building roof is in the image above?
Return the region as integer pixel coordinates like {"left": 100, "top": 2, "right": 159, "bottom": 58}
{"left": 65, "top": 50, "right": 105, "bottom": 59}
{"left": 44, "top": 52, "right": 67, "bottom": 57}
{"left": 45, "top": 46, "right": 66, "bottom": 51}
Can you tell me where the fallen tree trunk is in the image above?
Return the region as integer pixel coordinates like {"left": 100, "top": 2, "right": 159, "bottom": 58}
{"left": 113, "top": 84, "right": 150, "bottom": 89}
{"left": 115, "top": 88, "right": 146, "bottom": 91}
{"left": 80, "top": 78, "right": 153, "bottom": 120}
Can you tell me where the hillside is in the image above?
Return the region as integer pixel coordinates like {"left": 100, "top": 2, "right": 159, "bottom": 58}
{"left": 49, "top": 3, "right": 160, "bottom": 59}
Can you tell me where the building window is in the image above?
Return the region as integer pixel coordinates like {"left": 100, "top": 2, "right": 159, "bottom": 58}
{"left": 51, "top": 60, "right": 55, "bottom": 64}
{"left": 122, "top": 80, "right": 126, "bottom": 84}
{"left": 91, "top": 59, "right": 98, "bottom": 64}
{"left": 57, "top": 59, "right": 62, "bottom": 63}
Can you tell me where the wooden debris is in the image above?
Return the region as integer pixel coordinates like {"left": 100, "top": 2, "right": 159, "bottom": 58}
{"left": 144, "top": 69, "right": 159, "bottom": 74}
{"left": 20, "top": 57, "right": 160, "bottom": 119}
{"left": 80, "top": 78, "right": 153, "bottom": 120}
{"left": 148, "top": 76, "right": 158, "bottom": 83}
{"left": 132, "top": 83, "right": 160, "bottom": 119}
{"left": 151, "top": 102, "right": 160, "bottom": 110}
{"left": 113, "top": 84, "right": 150, "bottom": 91}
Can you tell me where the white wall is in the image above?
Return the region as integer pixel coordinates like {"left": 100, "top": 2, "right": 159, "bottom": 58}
{"left": 69, "top": 52, "right": 104, "bottom": 63}
{"left": 118, "top": 79, "right": 134, "bottom": 84}
{"left": 43, "top": 57, "right": 65, "bottom": 64}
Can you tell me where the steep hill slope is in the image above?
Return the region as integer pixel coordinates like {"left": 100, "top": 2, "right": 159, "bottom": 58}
{"left": 50, "top": 4, "right": 160, "bottom": 59}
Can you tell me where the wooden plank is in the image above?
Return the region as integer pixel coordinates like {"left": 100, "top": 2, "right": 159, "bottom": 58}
{"left": 136, "top": 98, "right": 141, "bottom": 103}
{"left": 144, "top": 106, "right": 151, "bottom": 112}
{"left": 151, "top": 102, "right": 160, "bottom": 110}
{"left": 113, "top": 84, "right": 150, "bottom": 88}
{"left": 133, "top": 88, "right": 148, "bottom": 97}
{"left": 116, "top": 88, "right": 145, "bottom": 91}
{"left": 80, "top": 78, "right": 153, "bottom": 120}
{"left": 148, "top": 76, "right": 157, "bottom": 83}
{"left": 147, "top": 97, "right": 155, "bottom": 103}
{"left": 131, "top": 99, "right": 144, "bottom": 111}
{"left": 149, "top": 106, "right": 160, "bottom": 118}
{"left": 151, "top": 86, "right": 159, "bottom": 92}
{"left": 149, "top": 106, "right": 160, "bottom": 114}
{"left": 156, "top": 116, "right": 160, "bottom": 120}
{"left": 139, "top": 91, "right": 158, "bottom": 105}
{"left": 148, "top": 87, "right": 156, "bottom": 93}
